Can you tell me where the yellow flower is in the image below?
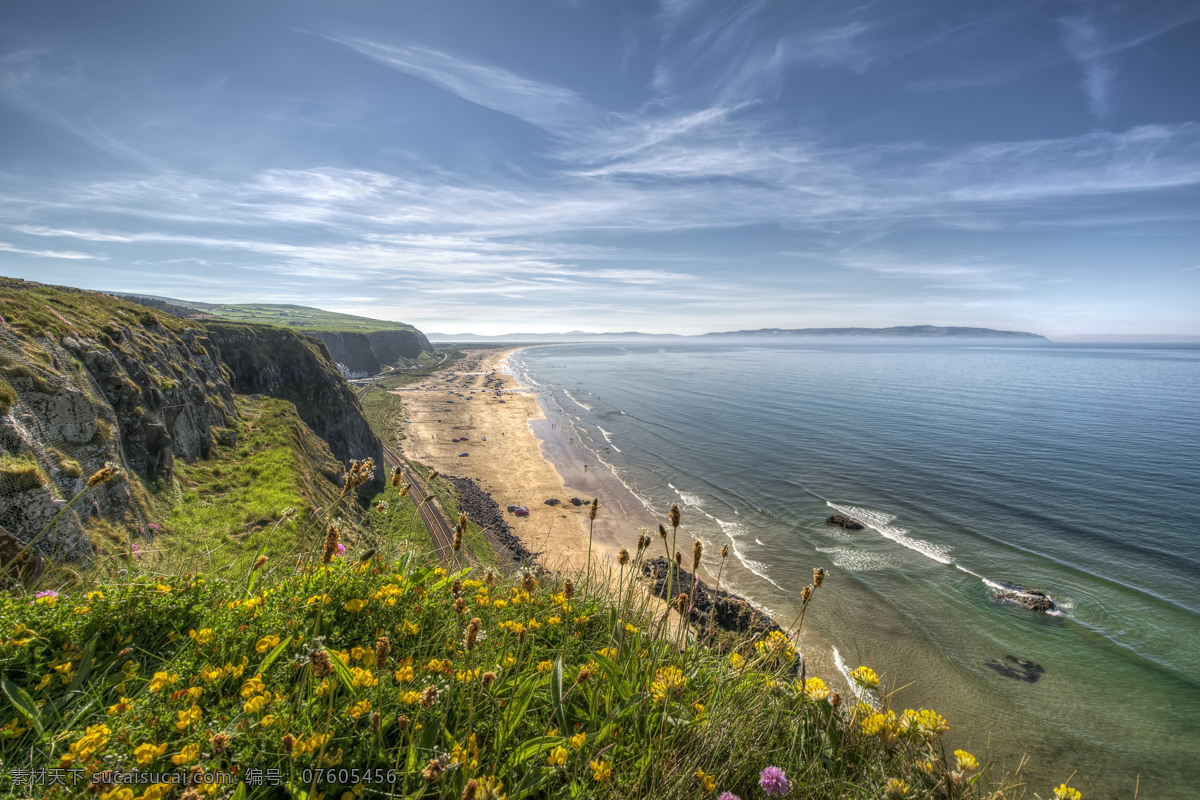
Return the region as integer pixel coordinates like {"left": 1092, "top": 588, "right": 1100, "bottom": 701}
{"left": 650, "top": 665, "right": 687, "bottom": 703}
{"left": 189, "top": 628, "right": 216, "bottom": 645}
{"left": 134, "top": 742, "right": 167, "bottom": 764}
{"left": 175, "top": 704, "right": 203, "bottom": 732}
{"left": 348, "top": 699, "right": 371, "bottom": 719}
{"left": 350, "top": 667, "right": 378, "bottom": 690}
{"left": 62, "top": 724, "right": 112, "bottom": 765}
{"left": 243, "top": 692, "right": 273, "bottom": 714}
{"left": 801, "top": 676, "right": 829, "bottom": 700}
{"left": 343, "top": 599, "right": 367, "bottom": 613}
{"left": 171, "top": 742, "right": 200, "bottom": 766}
{"left": 86, "top": 591, "right": 105, "bottom": 601}
{"left": 199, "top": 665, "right": 224, "bottom": 683}
{"left": 1053, "top": 785, "right": 1082, "bottom": 800}
{"left": 954, "top": 749, "right": 978, "bottom": 772}
{"left": 148, "top": 672, "right": 177, "bottom": 693}
{"left": 402, "top": 620, "right": 420, "bottom": 636}
{"left": 502, "top": 656, "right": 516, "bottom": 669}
{"left": 624, "top": 622, "right": 638, "bottom": 635}
{"left": 597, "top": 647, "right": 618, "bottom": 660}
{"left": 569, "top": 731, "right": 586, "bottom": 749}
{"left": 589, "top": 760, "right": 612, "bottom": 783}
{"left": 536, "top": 660, "right": 553, "bottom": 675}
{"left": 548, "top": 616, "right": 561, "bottom": 626}
{"left": 696, "top": 767, "right": 717, "bottom": 793}
{"left": 401, "top": 690, "right": 421, "bottom": 705}
{"left": 240, "top": 675, "right": 267, "bottom": 698}
{"left": 861, "top": 710, "right": 896, "bottom": 737}
{"left": 492, "top": 600, "right": 508, "bottom": 610}
{"left": 73, "top": 605, "right": 92, "bottom": 616}
{"left": 394, "top": 665, "right": 415, "bottom": 683}
{"left": 99, "top": 788, "right": 133, "bottom": 800}
{"left": 139, "top": 784, "right": 173, "bottom": 800}
{"left": 692, "top": 702, "right": 705, "bottom": 717}
{"left": 260, "top": 714, "right": 277, "bottom": 727}
{"left": 546, "top": 745, "right": 569, "bottom": 766}
{"left": 755, "top": 630, "right": 797, "bottom": 664}
{"left": 850, "top": 666, "right": 879, "bottom": 689}
{"left": 885, "top": 778, "right": 909, "bottom": 798}
{"left": 255, "top": 635, "right": 281, "bottom": 654}
{"left": 728, "top": 652, "right": 745, "bottom": 670}
{"left": 107, "top": 697, "right": 132, "bottom": 715}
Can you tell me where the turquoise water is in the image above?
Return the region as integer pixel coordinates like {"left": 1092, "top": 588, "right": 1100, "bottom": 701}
{"left": 511, "top": 342, "right": 1200, "bottom": 798}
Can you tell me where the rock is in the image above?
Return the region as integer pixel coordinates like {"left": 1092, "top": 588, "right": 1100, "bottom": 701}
{"left": 446, "top": 475, "right": 538, "bottom": 568}
{"left": 544, "top": 498, "right": 560, "bottom": 506}
{"left": 991, "top": 583, "right": 1058, "bottom": 613}
{"left": 985, "top": 654, "right": 1044, "bottom": 682}
{"left": 569, "top": 497, "right": 584, "bottom": 506}
{"left": 826, "top": 515, "right": 864, "bottom": 530}
{"left": 641, "top": 556, "right": 785, "bottom": 639}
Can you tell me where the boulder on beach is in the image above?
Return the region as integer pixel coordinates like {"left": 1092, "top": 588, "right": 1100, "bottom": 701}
{"left": 544, "top": 498, "right": 561, "bottom": 506}
{"left": 569, "top": 497, "right": 584, "bottom": 506}
{"left": 825, "top": 515, "right": 865, "bottom": 530}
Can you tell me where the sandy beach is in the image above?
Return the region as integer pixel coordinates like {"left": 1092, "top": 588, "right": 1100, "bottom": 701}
{"left": 395, "top": 348, "right": 664, "bottom": 575}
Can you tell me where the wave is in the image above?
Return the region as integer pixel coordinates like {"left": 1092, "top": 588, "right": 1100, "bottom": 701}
{"left": 831, "top": 646, "right": 878, "bottom": 708}
{"left": 668, "top": 482, "right": 706, "bottom": 509}
{"left": 826, "top": 502, "right": 953, "bottom": 565}
{"left": 562, "top": 390, "right": 592, "bottom": 412}
{"left": 597, "top": 427, "right": 621, "bottom": 453}
{"left": 715, "top": 517, "right": 783, "bottom": 590}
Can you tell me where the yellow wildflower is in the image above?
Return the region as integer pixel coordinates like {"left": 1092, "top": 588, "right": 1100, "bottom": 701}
{"left": 240, "top": 675, "right": 267, "bottom": 698}
{"left": 348, "top": 699, "right": 371, "bottom": 719}
{"left": 569, "top": 731, "right": 586, "bottom": 749}
{"left": 171, "top": 742, "right": 200, "bottom": 766}
{"left": 107, "top": 697, "right": 132, "bottom": 715}
{"left": 502, "top": 656, "right": 516, "bottom": 669}
{"left": 547, "top": 746, "right": 569, "bottom": 766}
{"left": 536, "top": 660, "right": 553, "bottom": 675}
{"left": 850, "top": 666, "right": 879, "bottom": 689}
{"left": 61, "top": 724, "right": 111, "bottom": 765}
{"left": 1053, "top": 785, "right": 1082, "bottom": 800}
{"left": 175, "top": 704, "right": 203, "bottom": 732}
{"left": 801, "top": 676, "right": 829, "bottom": 700}
{"left": 189, "top": 629, "right": 216, "bottom": 646}
{"left": 350, "top": 667, "right": 378, "bottom": 690}
{"left": 885, "top": 778, "right": 909, "bottom": 798}
{"left": 243, "top": 692, "right": 273, "bottom": 715}
{"left": 199, "top": 665, "right": 224, "bottom": 683}
{"left": 861, "top": 710, "right": 896, "bottom": 737}
{"left": 955, "top": 749, "right": 978, "bottom": 772}
{"left": 99, "top": 788, "right": 133, "bottom": 800}
{"left": 624, "top": 622, "right": 638, "bottom": 635}
{"left": 589, "top": 759, "right": 612, "bottom": 783}
{"left": 394, "top": 665, "right": 415, "bottom": 683}
{"left": 343, "top": 599, "right": 367, "bottom": 613}
{"left": 400, "top": 690, "right": 421, "bottom": 705}
{"left": 696, "top": 767, "right": 717, "bottom": 793}
{"left": 650, "top": 665, "right": 687, "bottom": 703}
{"left": 139, "top": 784, "right": 173, "bottom": 800}
{"left": 148, "top": 672, "right": 177, "bottom": 693}
{"left": 728, "top": 652, "right": 745, "bottom": 670}
{"left": 255, "top": 635, "right": 281, "bottom": 654}
{"left": 134, "top": 742, "right": 167, "bottom": 764}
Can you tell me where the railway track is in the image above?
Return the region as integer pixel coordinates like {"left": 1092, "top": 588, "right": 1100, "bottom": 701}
{"left": 355, "top": 374, "right": 460, "bottom": 566}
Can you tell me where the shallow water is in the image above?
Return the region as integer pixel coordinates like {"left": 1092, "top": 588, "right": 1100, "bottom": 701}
{"left": 510, "top": 341, "right": 1200, "bottom": 799}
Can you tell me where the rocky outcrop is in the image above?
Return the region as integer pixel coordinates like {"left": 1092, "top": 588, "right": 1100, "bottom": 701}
{"left": 985, "top": 654, "right": 1045, "bottom": 682}
{"left": 991, "top": 583, "right": 1058, "bottom": 613}
{"left": 203, "top": 323, "right": 383, "bottom": 487}
{"left": 826, "top": 515, "right": 865, "bottom": 530}
{"left": 641, "top": 556, "right": 784, "bottom": 637}
{"left": 1, "top": 290, "right": 236, "bottom": 561}
{"left": 446, "top": 475, "right": 538, "bottom": 565}
{"left": 309, "top": 329, "right": 434, "bottom": 376}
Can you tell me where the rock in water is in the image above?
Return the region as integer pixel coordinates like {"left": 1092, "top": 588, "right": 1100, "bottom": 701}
{"left": 825, "top": 515, "right": 865, "bottom": 530}
{"left": 985, "top": 654, "right": 1045, "bottom": 682}
{"left": 992, "top": 583, "right": 1058, "bottom": 613}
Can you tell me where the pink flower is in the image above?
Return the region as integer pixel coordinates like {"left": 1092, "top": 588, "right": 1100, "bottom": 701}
{"left": 335, "top": 543, "right": 346, "bottom": 556}
{"left": 759, "top": 766, "right": 789, "bottom": 797}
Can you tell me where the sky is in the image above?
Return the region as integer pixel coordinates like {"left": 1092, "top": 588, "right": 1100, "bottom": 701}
{"left": 1, "top": 1, "right": 1198, "bottom": 336}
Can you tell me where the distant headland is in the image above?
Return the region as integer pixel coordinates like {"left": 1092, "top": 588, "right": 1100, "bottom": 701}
{"left": 427, "top": 325, "right": 1049, "bottom": 343}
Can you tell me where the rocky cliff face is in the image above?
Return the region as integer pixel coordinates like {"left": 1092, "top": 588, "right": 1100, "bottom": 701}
{"left": 0, "top": 285, "right": 236, "bottom": 562}
{"left": 309, "top": 329, "right": 433, "bottom": 375}
{"left": 203, "top": 323, "right": 383, "bottom": 486}
{"left": 1, "top": 279, "right": 385, "bottom": 565}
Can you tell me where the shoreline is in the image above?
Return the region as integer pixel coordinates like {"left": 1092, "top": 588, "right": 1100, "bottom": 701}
{"left": 396, "top": 346, "right": 837, "bottom": 659}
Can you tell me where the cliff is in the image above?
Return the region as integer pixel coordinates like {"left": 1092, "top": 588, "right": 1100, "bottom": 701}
{"left": 0, "top": 278, "right": 381, "bottom": 566}
{"left": 201, "top": 323, "right": 383, "bottom": 486}
{"left": 308, "top": 329, "right": 434, "bottom": 375}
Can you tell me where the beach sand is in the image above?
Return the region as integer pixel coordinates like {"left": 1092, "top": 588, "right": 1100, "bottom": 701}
{"left": 395, "top": 348, "right": 664, "bottom": 576}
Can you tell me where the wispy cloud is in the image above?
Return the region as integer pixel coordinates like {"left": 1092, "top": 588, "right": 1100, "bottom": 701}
{"left": 1058, "top": 11, "right": 1115, "bottom": 120}
{"left": 0, "top": 240, "right": 97, "bottom": 259}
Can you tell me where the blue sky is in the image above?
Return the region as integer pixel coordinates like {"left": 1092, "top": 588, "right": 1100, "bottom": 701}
{"left": 1, "top": 1, "right": 1198, "bottom": 336}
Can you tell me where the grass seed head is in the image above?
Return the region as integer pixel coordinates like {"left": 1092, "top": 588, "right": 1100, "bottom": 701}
{"left": 322, "top": 524, "right": 341, "bottom": 564}
{"left": 589, "top": 498, "right": 598, "bottom": 520}
{"left": 391, "top": 467, "right": 404, "bottom": 486}
{"left": 617, "top": 548, "right": 629, "bottom": 566}
{"left": 669, "top": 504, "right": 681, "bottom": 528}
{"left": 813, "top": 567, "right": 826, "bottom": 588}
{"left": 692, "top": 541, "right": 703, "bottom": 571}
{"left": 422, "top": 758, "right": 443, "bottom": 783}
{"left": 721, "top": 545, "right": 729, "bottom": 559}
{"left": 311, "top": 650, "right": 332, "bottom": 678}
{"left": 375, "top": 637, "right": 391, "bottom": 669}
{"left": 658, "top": 524, "right": 668, "bottom": 539}
{"left": 564, "top": 579, "right": 575, "bottom": 599}
{"left": 251, "top": 555, "right": 268, "bottom": 572}
{"left": 465, "top": 618, "right": 482, "bottom": 651}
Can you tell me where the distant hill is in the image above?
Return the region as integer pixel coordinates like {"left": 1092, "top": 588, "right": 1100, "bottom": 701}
{"left": 428, "top": 325, "right": 1048, "bottom": 343}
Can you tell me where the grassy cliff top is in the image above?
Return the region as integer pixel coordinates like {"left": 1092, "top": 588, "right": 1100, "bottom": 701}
{"left": 115, "top": 294, "right": 421, "bottom": 334}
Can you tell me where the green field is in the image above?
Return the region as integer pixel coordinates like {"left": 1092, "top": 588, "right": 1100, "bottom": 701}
{"left": 201, "top": 304, "right": 419, "bottom": 334}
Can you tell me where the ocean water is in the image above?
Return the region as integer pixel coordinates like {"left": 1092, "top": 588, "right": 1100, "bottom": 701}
{"left": 510, "top": 342, "right": 1200, "bottom": 799}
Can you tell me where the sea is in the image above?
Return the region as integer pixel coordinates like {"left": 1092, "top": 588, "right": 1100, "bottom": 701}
{"left": 506, "top": 341, "right": 1200, "bottom": 799}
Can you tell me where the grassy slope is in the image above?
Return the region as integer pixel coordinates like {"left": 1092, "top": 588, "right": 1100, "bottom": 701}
{"left": 0, "top": 529, "right": 1025, "bottom": 800}
{"left": 200, "top": 304, "right": 418, "bottom": 334}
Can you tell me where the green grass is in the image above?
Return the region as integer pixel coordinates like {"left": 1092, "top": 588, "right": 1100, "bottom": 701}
{"left": 151, "top": 396, "right": 349, "bottom": 570}
{"left": 0, "top": 453, "right": 44, "bottom": 495}
{"left": 200, "top": 304, "right": 418, "bottom": 334}
{"left": 0, "top": 522, "right": 1033, "bottom": 800}
{"left": 0, "top": 378, "right": 16, "bottom": 414}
